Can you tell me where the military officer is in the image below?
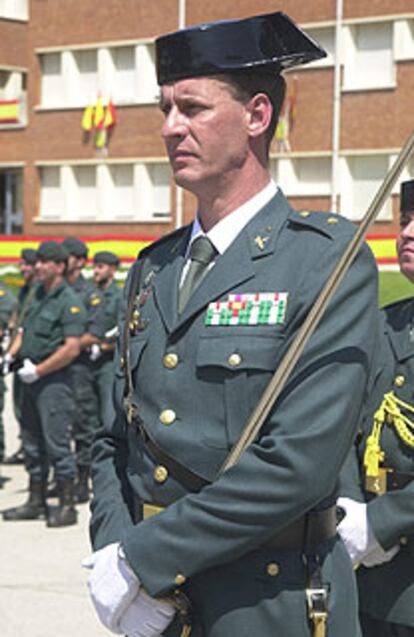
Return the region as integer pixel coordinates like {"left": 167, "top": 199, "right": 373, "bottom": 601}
{"left": 62, "top": 236, "right": 105, "bottom": 503}
{"left": 85, "top": 12, "right": 380, "bottom": 637}
{"left": 91, "top": 250, "right": 122, "bottom": 425}
{"left": 338, "top": 180, "right": 414, "bottom": 637}
{"left": 3, "top": 247, "right": 38, "bottom": 465}
{"left": 0, "top": 281, "right": 16, "bottom": 464}
{"left": 3, "top": 241, "right": 87, "bottom": 526}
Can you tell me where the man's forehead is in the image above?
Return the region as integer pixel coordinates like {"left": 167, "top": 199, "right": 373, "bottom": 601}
{"left": 160, "top": 76, "right": 230, "bottom": 101}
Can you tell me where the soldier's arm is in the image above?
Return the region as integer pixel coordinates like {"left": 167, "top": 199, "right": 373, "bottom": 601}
{"left": 36, "top": 335, "right": 80, "bottom": 377}
{"left": 367, "top": 482, "right": 414, "bottom": 550}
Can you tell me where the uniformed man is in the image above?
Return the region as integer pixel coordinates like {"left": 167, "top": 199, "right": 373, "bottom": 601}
{"left": 338, "top": 180, "right": 414, "bottom": 637}
{"left": 3, "top": 247, "right": 38, "bottom": 465}
{"left": 0, "top": 281, "right": 16, "bottom": 465}
{"left": 90, "top": 250, "right": 123, "bottom": 425}
{"left": 3, "top": 241, "right": 87, "bottom": 526}
{"left": 85, "top": 12, "right": 380, "bottom": 637}
{"left": 62, "top": 236, "right": 105, "bottom": 503}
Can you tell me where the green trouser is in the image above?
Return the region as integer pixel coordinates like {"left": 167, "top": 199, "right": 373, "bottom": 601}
{"left": 69, "top": 356, "right": 100, "bottom": 468}
{"left": 93, "top": 354, "right": 116, "bottom": 426}
{"left": 21, "top": 370, "right": 77, "bottom": 481}
{"left": 360, "top": 613, "right": 414, "bottom": 637}
{"left": 0, "top": 376, "right": 5, "bottom": 458}
{"left": 12, "top": 372, "right": 23, "bottom": 425}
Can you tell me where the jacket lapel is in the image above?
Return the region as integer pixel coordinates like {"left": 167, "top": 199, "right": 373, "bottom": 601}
{"left": 174, "top": 190, "right": 291, "bottom": 330}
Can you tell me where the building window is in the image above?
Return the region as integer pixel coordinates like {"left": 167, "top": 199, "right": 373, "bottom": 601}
{"left": 340, "top": 155, "right": 392, "bottom": 221}
{"left": 38, "top": 162, "right": 171, "bottom": 222}
{"left": 394, "top": 19, "right": 414, "bottom": 61}
{"left": 270, "top": 157, "right": 331, "bottom": 197}
{"left": 39, "top": 43, "right": 157, "bottom": 108}
{"left": 305, "top": 27, "right": 335, "bottom": 67}
{"left": 0, "top": 0, "right": 28, "bottom": 20}
{"left": 0, "top": 69, "right": 27, "bottom": 126}
{"left": 343, "top": 22, "right": 394, "bottom": 91}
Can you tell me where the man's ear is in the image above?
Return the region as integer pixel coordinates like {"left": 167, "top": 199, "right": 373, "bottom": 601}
{"left": 245, "top": 93, "right": 273, "bottom": 139}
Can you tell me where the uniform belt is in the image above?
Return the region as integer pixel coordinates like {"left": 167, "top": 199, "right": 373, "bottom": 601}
{"left": 142, "top": 503, "right": 337, "bottom": 551}
{"left": 386, "top": 470, "right": 414, "bottom": 491}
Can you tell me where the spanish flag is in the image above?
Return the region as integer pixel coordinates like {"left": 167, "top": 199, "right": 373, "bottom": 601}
{"left": 0, "top": 100, "right": 19, "bottom": 124}
{"left": 81, "top": 104, "right": 94, "bottom": 131}
{"left": 94, "top": 96, "right": 105, "bottom": 130}
{"left": 104, "top": 99, "right": 117, "bottom": 129}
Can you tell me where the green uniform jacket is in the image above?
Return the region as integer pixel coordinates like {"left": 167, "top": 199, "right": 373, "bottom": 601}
{"left": 340, "top": 298, "right": 414, "bottom": 627}
{"left": 90, "top": 191, "right": 379, "bottom": 636}
{"left": 101, "top": 279, "right": 122, "bottom": 338}
{"left": 20, "top": 282, "right": 87, "bottom": 363}
{"left": 71, "top": 273, "right": 105, "bottom": 341}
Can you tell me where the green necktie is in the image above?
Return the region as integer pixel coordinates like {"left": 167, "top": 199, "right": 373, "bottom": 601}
{"left": 178, "top": 236, "right": 217, "bottom": 313}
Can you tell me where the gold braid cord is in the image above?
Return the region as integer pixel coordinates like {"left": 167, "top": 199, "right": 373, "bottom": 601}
{"left": 364, "top": 391, "right": 414, "bottom": 479}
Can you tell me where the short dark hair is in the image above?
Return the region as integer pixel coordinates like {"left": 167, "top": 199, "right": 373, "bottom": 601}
{"left": 216, "top": 71, "right": 286, "bottom": 153}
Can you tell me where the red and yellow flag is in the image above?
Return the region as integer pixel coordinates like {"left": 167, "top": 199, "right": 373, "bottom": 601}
{"left": 94, "top": 96, "right": 105, "bottom": 130}
{"left": 81, "top": 104, "right": 94, "bottom": 131}
{"left": 104, "top": 100, "right": 117, "bottom": 129}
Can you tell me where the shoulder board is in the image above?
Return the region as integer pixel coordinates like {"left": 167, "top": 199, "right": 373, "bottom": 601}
{"left": 289, "top": 209, "right": 355, "bottom": 239}
{"left": 384, "top": 296, "right": 414, "bottom": 321}
{"left": 137, "top": 225, "right": 191, "bottom": 260}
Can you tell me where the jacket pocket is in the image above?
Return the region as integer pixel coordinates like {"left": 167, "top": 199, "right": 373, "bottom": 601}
{"left": 196, "top": 332, "right": 286, "bottom": 447}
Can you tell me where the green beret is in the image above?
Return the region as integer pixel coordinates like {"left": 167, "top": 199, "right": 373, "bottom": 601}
{"left": 62, "top": 236, "right": 88, "bottom": 258}
{"left": 21, "top": 248, "right": 37, "bottom": 265}
{"left": 37, "top": 240, "right": 69, "bottom": 263}
{"left": 93, "top": 250, "right": 120, "bottom": 266}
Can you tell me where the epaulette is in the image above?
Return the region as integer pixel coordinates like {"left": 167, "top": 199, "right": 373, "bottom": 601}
{"left": 136, "top": 224, "right": 191, "bottom": 260}
{"left": 289, "top": 209, "right": 355, "bottom": 240}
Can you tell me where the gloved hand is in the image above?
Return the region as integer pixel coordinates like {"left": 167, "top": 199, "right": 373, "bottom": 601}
{"left": 118, "top": 589, "right": 176, "bottom": 637}
{"left": 361, "top": 542, "right": 400, "bottom": 568}
{"left": 89, "top": 343, "right": 102, "bottom": 362}
{"left": 337, "top": 497, "right": 379, "bottom": 565}
{"left": 82, "top": 542, "right": 140, "bottom": 634}
{"left": 17, "top": 358, "right": 39, "bottom": 384}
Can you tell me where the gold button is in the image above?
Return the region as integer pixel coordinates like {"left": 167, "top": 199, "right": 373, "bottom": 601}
{"left": 153, "top": 465, "right": 168, "bottom": 483}
{"left": 159, "top": 409, "right": 176, "bottom": 425}
{"left": 299, "top": 210, "right": 310, "bottom": 218}
{"left": 327, "top": 216, "right": 339, "bottom": 224}
{"left": 228, "top": 353, "right": 242, "bottom": 367}
{"left": 400, "top": 536, "right": 408, "bottom": 546}
{"left": 266, "top": 562, "right": 280, "bottom": 577}
{"left": 163, "top": 353, "right": 179, "bottom": 369}
{"left": 120, "top": 356, "right": 125, "bottom": 369}
{"left": 174, "top": 573, "right": 186, "bottom": 585}
{"left": 394, "top": 375, "right": 405, "bottom": 388}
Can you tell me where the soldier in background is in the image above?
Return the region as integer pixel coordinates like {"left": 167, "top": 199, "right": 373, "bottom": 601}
{"left": 0, "top": 281, "right": 17, "bottom": 467}
{"left": 91, "top": 251, "right": 122, "bottom": 425}
{"left": 338, "top": 180, "right": 414, "bottom": 636}
{"left": 3, "top": 241, "right": 86, "bottom": 526}
{"left": 3, "top": 247, "right": 38, "bottom": 465}
{"left": 62, "top": 237, "right": 105, "bottom": 504}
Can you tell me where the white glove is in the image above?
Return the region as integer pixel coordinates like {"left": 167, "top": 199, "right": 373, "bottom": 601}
{"left": 82, "top": 542, "right": 140, "bottom": 634}
{"left": 18, "top": 358, "right": 39, "bottom": 384}
{"left": 118, "top": 589, "right": 176, "bottom": 637}
{"left": 361, "top": 542, "right": 400, "bottom": 568}
{"left": 89, "top": 343, "right": 102, "bottom": 361}
{"left": 337, "top": 497, "right": 379, "bottom": 565}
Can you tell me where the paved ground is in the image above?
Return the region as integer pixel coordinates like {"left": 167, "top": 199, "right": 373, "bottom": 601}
{"left": 0, "top": 378, "right": 110, "bottom": 636}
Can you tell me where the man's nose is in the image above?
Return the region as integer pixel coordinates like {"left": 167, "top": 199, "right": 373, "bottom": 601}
{"left": 162, "top": 107, "right": 187, "bottom": 139}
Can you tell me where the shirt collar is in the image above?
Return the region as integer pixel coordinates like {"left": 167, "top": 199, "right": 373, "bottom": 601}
{"left": 189, "top": 180, "right": 278, "bottom": 256}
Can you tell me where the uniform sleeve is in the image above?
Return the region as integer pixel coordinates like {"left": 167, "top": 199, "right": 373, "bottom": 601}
{"left": 119, "top": 244, "right": 380, "bottom": 596}
{"left": 61, "top": 296, "right": 88, "bottom": 337}
{"left": 86, "top": 289, "right": 106, "bottom": 339}
{"left": 368, "top": 483, "right": 414, "bottom": 549}
{"left": 90, "top": 271, "right": 138, "bottom": 548}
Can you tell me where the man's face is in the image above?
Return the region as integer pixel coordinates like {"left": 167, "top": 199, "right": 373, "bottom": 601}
{"left": 397, "top": 210, "right": 414, "bottom": 283}
{"left": 93, "top": 263, "right": 115, "bottom": 286}
{"left": 160, "top": 77, "right": 250, "bottom": 195}
{"left": 19, "top": 259, "right": 35, "bottom": 282}
{"left": 35, "top": 259, "right": 64, "bottom": 288}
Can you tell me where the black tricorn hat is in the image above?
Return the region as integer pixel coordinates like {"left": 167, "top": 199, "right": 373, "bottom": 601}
{"left": 155, "top": 11, "right": 326, "bottom": 85}
{"left": 93, "top": 250, "right": 120, "bottom": 267}
{"left": 21, "top": 248, "right": 38, "bottom": 265}
{"left": 37, "top": 241, "right": 69, "bottom": 263}
{"left": 401, "top": 180, "right": 414, "bottom": 213}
